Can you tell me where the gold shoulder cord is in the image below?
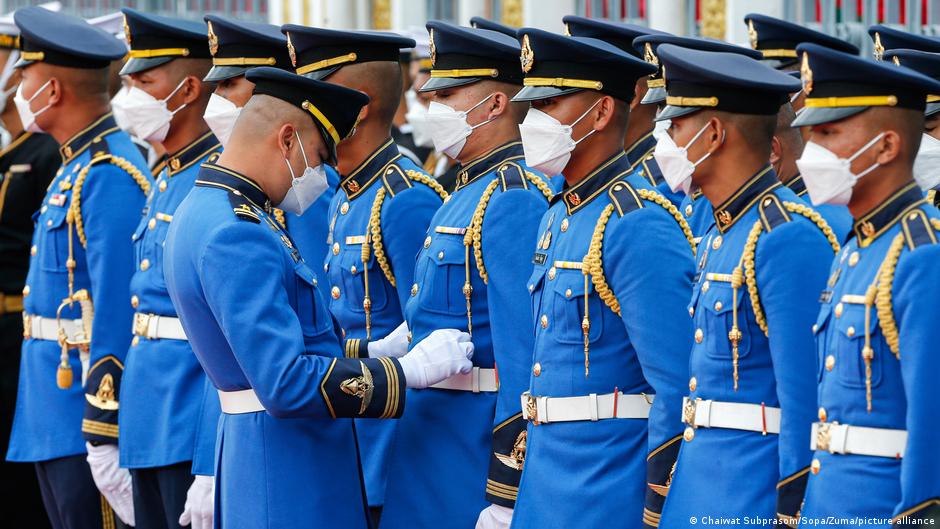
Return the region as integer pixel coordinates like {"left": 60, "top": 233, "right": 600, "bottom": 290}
{"left": 523, "top": 170, "right": 556, "bottom": 202}
{"left": 404, "top": 169, "right": 449, "bottom": 201}
{"left": 636, "top": 189, "right": 697, "bottom": 254}
{"left": 56, "top": 154, "right": 150, "bottom": 389}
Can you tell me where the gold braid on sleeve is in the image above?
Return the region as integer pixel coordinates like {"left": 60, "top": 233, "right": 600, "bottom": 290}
{"left": 68, "top": 154, "right": 151, "bottom": 248}
{"left": 368, "top": 187, "right": 395, "bottom": 287}
{"left": 463, "top": 179, "right": 501, "bottom": 284}
{"left": 875, "top": 233, "right": 904, "bottom": 358}
{"left": 637, "top": 188, "right": 696, "bottom": 254}
{"left": 404, "top": 169, "right": 449, "bottom": 200}
{"left": 524, "top": 171, "right": 555, "bottom": 202}
{"left": 583, "top": 204, "right": 620, "bottom": 317}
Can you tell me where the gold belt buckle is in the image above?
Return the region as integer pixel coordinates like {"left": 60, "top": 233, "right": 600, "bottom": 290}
{"left": 682, "top": 398, "right": 698, "bottom": 427}
{"left": 133, "top": 313, "right": 151, "bottom": 338}
{"left": 525, "top": 394, "right": 539, "bottom": 425}
{"left": 22, "top": 313, "right": 31, "bottom": 339}
{"left": 816, "top": 422, "right": 832, "bottom": 452}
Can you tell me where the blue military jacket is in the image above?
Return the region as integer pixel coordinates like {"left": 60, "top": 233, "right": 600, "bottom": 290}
{"left": 164, "top": 162, "right": 406, "bottom": 528}
{"left": 8, "top": 114, "right": 150, "bottom": 461}
{"left": 661, "top": 166, "right": 837, "bottom": 524}
{"left": 511, "top": 151, "right": 695, "bottom": 529}
{"left": 323, "top": 139, "right": 444, "bottom": 506}
{"left": 801, "top": 183, "right": 940, "bottom": 523}
{"left": 626, "top": 130, "right": 684, "bottom": 207}
{"left": 381, "top": 142, "right": 552, "bottom": 529}
{"left": 120, "top": 132, "right": 221, "bottom": 470}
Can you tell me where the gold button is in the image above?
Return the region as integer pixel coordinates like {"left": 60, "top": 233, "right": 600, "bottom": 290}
{"left": 560, "top": 218, "right": 569, "bottom": 232}
{"left": 30, "top": 245, "right": 37, "bottom": 256}
{"left": 159, "top": 180, "right": 167, "bottom": 192}
{"left": 689, "top": 376, "right": 697, "bottom": 392}
{"left": 688, "top": 306, "right": 695, "bottom": 317}
{"left": 548, "top": 267, "right": 556, "bottom": 280}
{"left": 565, "top": 288, "right": 572, "bottom": 298}
{"left": 683, "top": 426, "right": 695, "bottom": 442}
{"left": 331, "top": 286, "right": 340, "bottom": 299}
{"left": 848, "top": 252, "right": 859, "bottom": 267}
{"left": 533, "top": 362, "right": 542, "bottom": 376}
{"left": 702, "top": 281, "right": 710, "bottom": 293}
{"left": 712, "top": 236, "right": 722, "bottom": 250}
{"left": 714, "top": 301, "right": 723, "bottom": 311}
{"left": 825, "top": 355, "right": 835, "bottom": 371}
{"left": 811, "top": 459, "right": 821, "bottom": 474}
{"left": 424, "top": 236, "right": 431, "bottom": 248}
{"left": 685, "top": 204, "right": 693, "bottom": 217}
{"left": 846, "top": 326, "right": 855, "bottom": 337}
{"left": 132, "top": 336, "right": 140, "bottom": 346}
{"left": 22, "top": 285, "right": 30, "bottom": 297}
{"left": 350, "top": 265, "right": 357, "bottom": 274}
{"left": 411, "top": 283, "right": 418, "bottom": 296}
{"left": 438, "top": 251, "right": 444, "bottom": 259}
{"left": 812, "top": 324, "right": 818, "bottom": 333}
{"left": 835, "top": 303, "right": 843, "bottom": 318}
{"left": 140, "top": 259, "right": 150, "bottom": 271}
{"left": 148, "top": 218, "right": 156, "bottom": 230}
{"left": 333, "top": 242, "right": 340, "bottom": 255}
{"left": 341, "top": 202, "right": 349, "bottom": 214}
{"left": 694, "top": 328, "right": 703, "bottom": 343}
{"left": 528, "top": 284, "right": 534, "bottom": 292}
{"left": 130, "top": 295, "right": 139, "bottom": 308}
{"left": 46, "top": 219, "right": 53, "bottom": 227}
{"left": 407, "top": 332, "right": 413, "bottom": 343}
{"left": 540, "top": 315, "right": 548, "bottom": 329}
{"left": 41, "top": 205, "right": 48, "bottom": 213}
{"left": 818, "top": 407, "right": 827, "bottom": 422}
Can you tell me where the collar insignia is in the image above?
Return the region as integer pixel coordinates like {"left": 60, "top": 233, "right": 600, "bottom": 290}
{"left": 718, "top": 209, "right": 732, "bottom": 226}
{"left": 861, "top": 221, "right": 875, "bottom": 238}
{"left": 801, "top": 52, "right": 813, "bottom": 95}
{"left": 520, "top": 34, "right": 534, "bottom": 73}
{"left": 207, "top": 21, "right": 219, "bottom": 56}
{"left": 568, "top": 192, "right": 581, "bottom": 206}
{"left": 347, "top": 180, "right": 360, "bottom": 193}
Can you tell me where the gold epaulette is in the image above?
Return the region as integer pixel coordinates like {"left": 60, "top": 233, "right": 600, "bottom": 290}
{"left": 69, "top": 153, "right": 151, "bottom": 248}
{"left": 404, "top": 168, "right": 449, "bottom": 201}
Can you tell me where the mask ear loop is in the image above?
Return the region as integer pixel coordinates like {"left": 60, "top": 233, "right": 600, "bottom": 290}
{"left": 570, "top": 98, "right": 604, "bottom": 144}
{"left": 686, "top": 122, "right": 724, "bottom": 166}
{"left": 847, "top": 132, "right": 886, "bottom": 179}
{"left": 26, "top": 79, "right": 54, "bottom": 117}
{"left": 294, "top": 130, "right": 311, "bottom": 169}
{"left": 163, "top": 77, "right": 189, "bottom": 116}
{"left": 465, "top": 92, "right": 498, "bottom": 131}
{"left": 284, "top": 132, "right": 300, "bottom": 181}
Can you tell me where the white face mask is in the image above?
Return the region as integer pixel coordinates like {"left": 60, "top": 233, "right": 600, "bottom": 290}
{"left": 14, "top": 79, "right": 52, "bottom": 133}
{"left": 653, "top": 121, "right": 718, "bottom": 195}
{"left": 110, "top": 86, "right": 132, "bottom": 131}
{"left": 913, "top": 133, "right": 940, "bottom": 191}
{"left": 652, "top": 118, "right": 671, "bottom": 142}
{"left": 405, "top": 101, "right": 433, "bottom": 148}
{"left": 518, "top": 99, "right": 600, "bottom": 176}
{"left": 796, "top": 133, "right": 885, "bottom": 206}
{"left": 123, "top": 78, "right": 188, "bottom": 142}
{"left": 426, "top": 94, "right": 495, "bottom": 159}
{"left": 278, "top": 130, "right": 329, "bottom": 215}
{"left": 203, "top": 93, "right": 242, "bottom": 148}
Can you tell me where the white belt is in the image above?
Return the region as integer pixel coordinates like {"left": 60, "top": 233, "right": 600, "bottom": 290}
{"left": 682, "top": 397, "right": 781, "bottom": 434}
{"left": 133, "top": 312, "right": 187, "bottom": 340}
{"left": 429, "top": 367, "right": 498, "bottom": 393}
{"left": 521, "top": 390, "right": 654, "bottom": 424}
{"left": 218, "top": 389, "right": 265, "bottom": 414}
{"left": 811, "top": 422, "right": 907, "bottom": 458}
{"left": 23, "top": 314, "right": 82, "bottom": 341}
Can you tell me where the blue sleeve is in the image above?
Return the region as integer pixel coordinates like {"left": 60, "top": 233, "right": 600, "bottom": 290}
{"left": 191, "top": 377, "right": 221, "bottom": 476}
{"left": 80, "top": 163, "right": 148, "bottom": 444}
{"left": 891, "top": 244, "right": 940, "bottom": 519}
{"left": 199, "top": 221, "right": 405, "bottom": 420}
{"left": 754, "top": 221, "right": 831, "bottom": 514}
{"left": 480, "top": 187, "right": 547, "bottom": 507}
{"left": 382, "top": 185, "right": 441, "bottom": 315}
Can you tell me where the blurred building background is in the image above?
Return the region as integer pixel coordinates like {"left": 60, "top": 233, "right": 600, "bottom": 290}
{"left": 0, "top": 0, "right": 937, "bottom": 54}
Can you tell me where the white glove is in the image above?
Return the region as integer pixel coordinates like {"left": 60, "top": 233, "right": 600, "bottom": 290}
{"left": 398, "top": 329, "right": 473, "bottom": 389}
{"left": 179, "top": 474, "right": 215, "bottom": 529}
{"left": 367, "top": 321, "right": 410, "bottom": 358}
{"left": 85, "top": 442, "right": 135, "bottom": 526}
{"left": 475, "top": 504, "right": 514, "bottom": 529}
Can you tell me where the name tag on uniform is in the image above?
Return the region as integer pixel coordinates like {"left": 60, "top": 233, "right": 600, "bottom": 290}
{"left": 819, "top": 290, "right": 833, "bottom": 303}
{"left": 9, "top": 164, "right": 31, "bottom": 173}
{"left": 532, "top": 252, "right": 547, "bottom": 265}
{"left": 48, "top": 193, "right": 67, "bottom": 207}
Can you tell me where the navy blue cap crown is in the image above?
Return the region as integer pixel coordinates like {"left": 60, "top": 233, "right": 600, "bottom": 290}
{"left": 469, "top": 17, "right": 518, "bottom": 38}
{"left": 14, "top": 7, "right": 127, "bottom": 69}
{"left": 420, "top": 21, "right": 523, "bottom": 92}
{"left": 869, "top": 25, "right": 940, "bottom": 60}
{"left": 204, "top": 16, "right": 291, "bottom": 82}
{"left": 744, "top": 13, "right": 858, "bottom": 69}
{"left": 792, "top": 42, "right": 940, "bottom": 127}
{"left": 281, "top": 26, "right": 414, "bottom": 80}
{"left": 882, "top": 49, "right": 940, "bottom": 117}
{"left": 120, "top": 8, "right": 211, "bottom": 75}
{"left": 246, "top": 67, "right": 369, "bottom": 162}
{"left": 633, "top": 34, "right": 762, "bottom": 105}
{"left": 562, "top": 15, "right": 667, "bottom": 58}
{"left": 512, "top": 27, "right": 656, "bottom": 103}
{"left": 655, "top": 44, "right": 800, "bottom": 120}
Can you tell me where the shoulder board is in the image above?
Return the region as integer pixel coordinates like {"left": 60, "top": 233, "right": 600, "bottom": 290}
{"left": 607, "top": 180, "right": 644, "bottom": 217}
{"left": 497, "top": 162, "right": 528, "bottom": 192}
{"left": 228, "top": 193, "right": 261, "bottom": 223}
{"left": 381, "top": 163, "right": 413, "bottom": 197}
{"left": 89, "top": 137, "right": 112, "bottom": 160}
{"left": 901, "top": 208, "right": 939, "bottom": 250}
{"left": 639, "top": 158, "right": 659, "bottom": 186}
{"left": 758, "top": 194, "right": 791, "bottom": 232}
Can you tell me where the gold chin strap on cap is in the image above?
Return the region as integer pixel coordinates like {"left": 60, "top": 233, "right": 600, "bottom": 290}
{"left": 296, "top": 53, "right": 357, "bottom": 76}
{"left": 430, "top": 68, "right": 499, "bottom": 78}
{"left": 524, "top": 77, "right": 603, "bottom": 91}
{"left": 127, "top": 48, "right": 190, "bottom": 58}
{"left": 804, "top": 95, "right": 898, "bottom": 108}
{"left": 760, "top": 49, "right": 798, "bottom": 58}
{"left": 212, "top": 57, "right": 277, "bottom": 66}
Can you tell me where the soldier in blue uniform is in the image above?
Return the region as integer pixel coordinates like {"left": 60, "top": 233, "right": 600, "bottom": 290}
{"left": 507, "top": 29, "right": 692, "bottom": 529}
{"left": 280, "top": 26, "right": 446, "bottom": 523}
{"left": 116, "top": 10, "right": 221, "bottom": 529}
{"left": 793, "top": 43, "right": 940, "bottom": 524}
{"left": 652, "top": 46, "right": 839, "bottom": 526}
{"left": 6, "top": 7, "right": 150, "bottom": 528}
{"left": 163, "top": 67, "right": 473, "bottom": 529}
{"left": 378, "top": 22, "right": 553, "bottom": 529}
{"left": 560, "top": 16, "right": 678, "bottom": 206}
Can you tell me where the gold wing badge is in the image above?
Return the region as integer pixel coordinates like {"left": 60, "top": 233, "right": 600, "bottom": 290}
{"left": 341, "top": 361, "right": 374, "bottom": 415}
{"left": 494, "top": 430, "right": 527, "bottom": 471}
{"left": 520, "top": 34, "right": 534, "bottom": 73}
{"left": 86, "top": 373, "right": 119, "bottom": 411}
{"left": 207, "top": 21, "right": 219, "bottom": 56}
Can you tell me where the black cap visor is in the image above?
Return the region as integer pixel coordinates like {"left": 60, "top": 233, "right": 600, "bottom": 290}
{"left": 419, "top": 75, "right": 481, "bottom": 92}
{"left": 791, "top": 105, "right": 869, "bottom": 127}
{"left": 204, "top": 65, "right": 250, "bottom": 82}
{"left": 641, "top": 86, "right": 667, "bottom": 105}
{"left": 926, "top": 101, "right": 940, "bottom": 118}
{"left": 656, "top": 105, "right": 702, "bottom": 121}
{"left": 120, "top": 56, "right": 175, "bottom": 75}
{"left": 511, "top": 85, "right": 583, "bottom": 102}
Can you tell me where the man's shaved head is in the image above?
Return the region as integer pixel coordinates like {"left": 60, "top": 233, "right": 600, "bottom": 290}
{"left": 45, "top": 63, "right": 110, "bottom": 101}
{"left": 326, "top": 61, "right": 402, "bottom": 129}
{"left": 474, "top": 79, "right": 528, "bottom": 124}
{"left": 236, "top": 94, "right": 316, "bottom": 142}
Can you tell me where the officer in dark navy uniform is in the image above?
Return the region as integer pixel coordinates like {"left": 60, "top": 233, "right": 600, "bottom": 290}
{"left": 6, "top": 7, "right": 151, "bottom": 528}
{"left": 0, "top": 17, "right": 59, "bottom": 529}
{"left": 278, "top": 25, "right": 445, "bottom": 524}
{"left": 508, "top": 28, "right": 693, "bottom": 529}
{"left": 653, "top": 45, "right": 839, "bottom": 526}
{"left": 793, "top": 42, "right": 940, "bottom": 524}
{"left": 118, "top": 9, "right": 222, "bottom": 529}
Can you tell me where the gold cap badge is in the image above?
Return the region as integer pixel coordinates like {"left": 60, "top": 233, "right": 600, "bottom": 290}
{"left": 801, "top": 52, "right": 813, "bottom": 95}
{"left": 123, "top": 16, "right": 132, "bottom": 46}
{"left": 207, "top": 21, "right": 219, "bottom": 56}
{"left": 520, "top": 34, "right": 534, "bottom": 73}
{"left": 873, "top": 32, "right": 884, "bottom": 61}
{"left": 287, "top": 32, "right": 297, "bottom": 67}
{"left": 429, "top": 29, "right": 437, "bottom": 67}
{"left": 644, "top": 42, "right": 658, "bottom": 66}
{"left": 747, "top": 20, "right": 759, "bottom": 50}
